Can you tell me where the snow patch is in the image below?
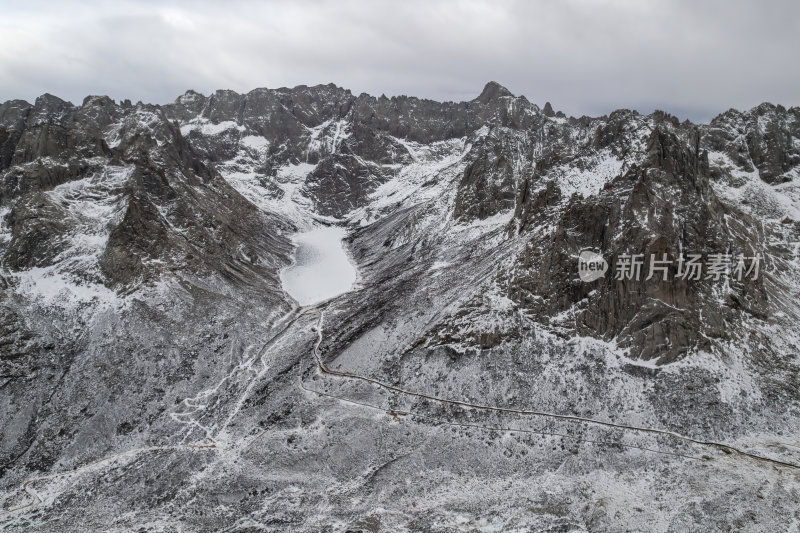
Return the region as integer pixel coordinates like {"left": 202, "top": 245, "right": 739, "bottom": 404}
{"left": 11, "top": 267, "right": 121, "bottom": 310}
{"left": 305, "top": 119, "right": 351, "bottom": 158}
{"left": 180, "top": 119, "right": 244, "bottom": 137}
{"left": 240, "top": 135, "right": 269, "bottom": 154}
{"left": 279, "top": 225, "right": 357, "bottom": 306}
{"left": 554, "top": 150, "right": 624, "bottom": 199}
{"left": 708, "top": 150, "right": 800, "bottom": 221}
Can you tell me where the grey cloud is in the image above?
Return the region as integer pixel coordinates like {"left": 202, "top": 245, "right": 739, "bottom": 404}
{"left": 0, "top": 0, "right": 797, "bottom": 122}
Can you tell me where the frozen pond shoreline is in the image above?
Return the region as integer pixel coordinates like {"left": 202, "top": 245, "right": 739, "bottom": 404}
{"left": 279, "top": 225, "right": 357, "bottom": 306}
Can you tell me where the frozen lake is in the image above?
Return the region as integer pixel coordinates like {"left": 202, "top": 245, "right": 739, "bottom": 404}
{"left": 280, "top": 225, "right": 357, "bottom": 306}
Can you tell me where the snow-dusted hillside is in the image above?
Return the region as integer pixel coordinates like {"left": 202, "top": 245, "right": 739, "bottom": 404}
{"left": 1, "top": 83, "right": 799, "bottom": 532}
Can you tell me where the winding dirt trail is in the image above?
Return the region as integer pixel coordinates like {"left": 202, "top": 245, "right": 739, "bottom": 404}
{"left": 306, "top": 311, "right": 800, "bottom": 471}
{"left": 0, "top": 307, "right": 305, "bottom": 523}
{"left": 5, "top": 303, "right": 797, "bottom": 523}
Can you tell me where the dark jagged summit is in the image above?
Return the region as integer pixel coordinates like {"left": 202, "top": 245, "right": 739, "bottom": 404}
{"left": 474, "top": 81, "right": 515, "bottom": 103}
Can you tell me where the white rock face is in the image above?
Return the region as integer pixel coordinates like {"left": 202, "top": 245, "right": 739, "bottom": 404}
{"left": 280, "top": 225, "right": 357, "bottom": 306}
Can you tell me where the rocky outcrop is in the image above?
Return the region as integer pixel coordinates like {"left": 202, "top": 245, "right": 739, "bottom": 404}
{"left": 0, "top": 92, "right": 293, "bottom": 295}
{"left": 3, "top": 193, "right": 70, "bottom": 269}
{"left": 509, "top": 125, "right": 771, "bottom": 363}
{"left": 101, "top": 121, "right": 291, "bottom": 289}
{"left": 302, "top": 154, "right": 388, "bottom": 218}
{"left": 0, "top": 123, "right": 111, "bottom": 205}
{"left": 705, "top": 104, "right": 800, "bottom": 184}
{"left": 454, "top": 127, "right": 532, "bottom": 221}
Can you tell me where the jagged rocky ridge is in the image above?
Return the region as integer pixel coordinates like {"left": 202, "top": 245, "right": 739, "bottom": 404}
{"left": 0, "top": 82, "right": 799, "bottom": 531}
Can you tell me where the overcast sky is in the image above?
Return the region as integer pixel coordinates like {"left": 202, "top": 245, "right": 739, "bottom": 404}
{"left": 1, "top": 0, "right": 797, "bottom": 122}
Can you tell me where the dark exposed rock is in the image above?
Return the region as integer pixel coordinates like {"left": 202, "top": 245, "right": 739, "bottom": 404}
{"left": 344, "top": 124, "right": 413, "bottom": 165}
{"left": 0, "top": 128, "right": 21, "bottom": 172}
{"left": 705, "top": 104, "right": 800, "bottom": 184}
{"left": 454, "top": 128, "right": 530, "bottom": 221}
{"left": 592, "top": 109, "right": 641, "bottom": 154}
{"left": 0, "top": 119, "right": 112, "bottom": 206}
{"left": 474, "top": 81, "right": 514, "bottom": 104}
{"left": 745, "top": 104, "right": 799, "bottom": 184}
{"left": 27, "top": 93, "right": 74, "bottom": 127}
{"left": 509, "top": 177, "right": 561, "bottom": 235}
{"left": 11, "top": 123, "right": 111, "bottom": 166}
{"left": 99, "top": 189, "right": 170, "bottom": 286}
{"left": 0, "top": 99, "right": 32, "bottom": 131}
{"left": 509, "top": 127, "right": 770, "bottom": 363}
{"left": 303, "top": 154, "right": 388, "bottom": 218}
{"left": 3, "top": 193, "right": 69, "bottom": 269}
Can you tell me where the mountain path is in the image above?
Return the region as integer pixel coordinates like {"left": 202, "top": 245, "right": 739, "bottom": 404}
{"left": 306, "top": 310, "right": 800, "bottom": 472}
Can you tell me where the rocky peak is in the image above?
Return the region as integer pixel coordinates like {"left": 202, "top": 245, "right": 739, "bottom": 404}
{"left": 176, "top": 89, "right": 205, "bottom": 103}
{"left": 704, "top": 102, "right": 800, "bottom": 185}
{"left": 0, "top": 100, "right": 33, "bottom": 131}
{"left": 474, "top": 81, "right": 515, "bottom": 104}
{"left": 29, "top": 93, "right": 73, "bottom": 126}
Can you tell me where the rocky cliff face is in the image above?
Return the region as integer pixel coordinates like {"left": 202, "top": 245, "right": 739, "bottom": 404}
{"left": 1, "top": 83, "right": 799, "bottom": 532}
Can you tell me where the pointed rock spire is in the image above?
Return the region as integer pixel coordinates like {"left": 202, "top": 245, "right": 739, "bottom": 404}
{"left": 474, "top": 81, "right": 514, "bottom": 104}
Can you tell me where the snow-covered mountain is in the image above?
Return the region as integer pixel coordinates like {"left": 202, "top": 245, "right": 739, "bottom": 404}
{"left": 1, "top": 82, "right": 799, "bottom": 531}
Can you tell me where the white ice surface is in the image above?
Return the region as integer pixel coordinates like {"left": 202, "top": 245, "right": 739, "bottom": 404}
{"left": 279, "top": 225, "right": 357, "bottom": 306}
